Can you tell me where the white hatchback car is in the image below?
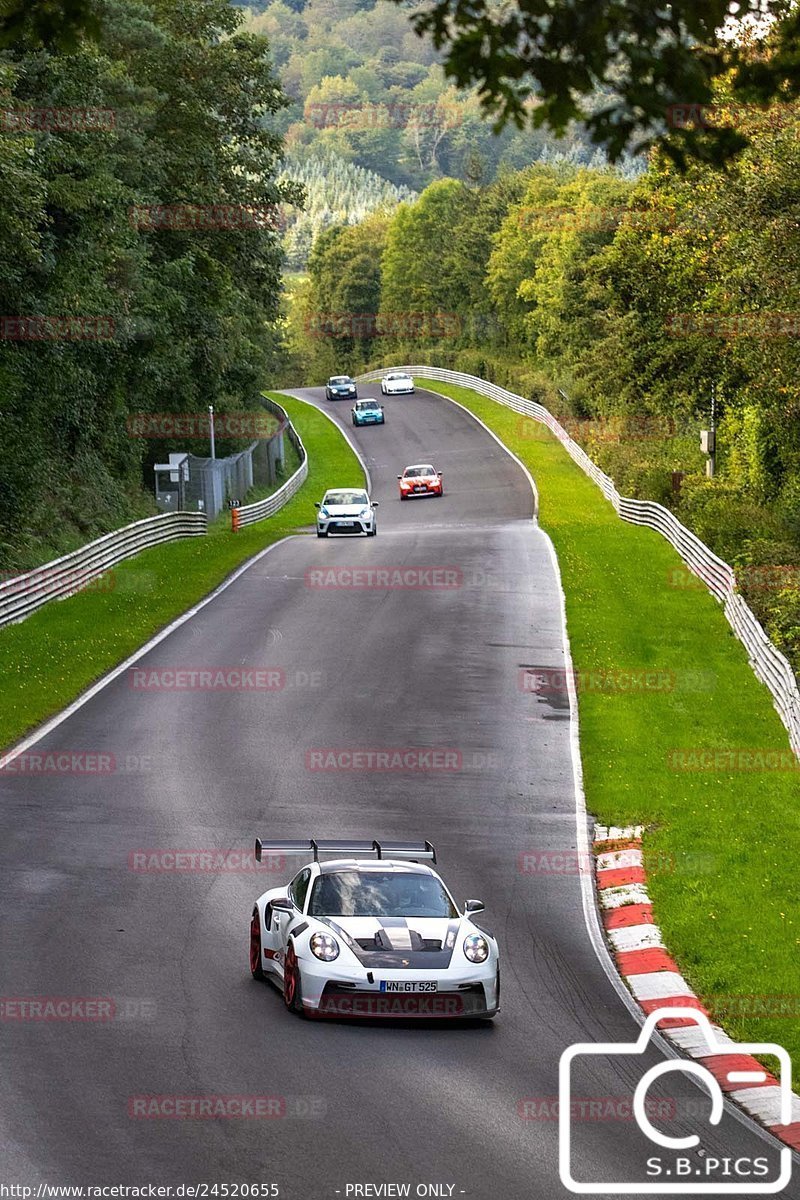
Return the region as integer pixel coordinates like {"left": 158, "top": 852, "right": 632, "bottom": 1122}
{"left": 249, "top": 839, "right": 499, "bottom": 1019}
{"left": 381, "top": 372, "right": 415, "bottom": 396}
{"left": 314, "top": 488, "right": 378, "bottom": 537}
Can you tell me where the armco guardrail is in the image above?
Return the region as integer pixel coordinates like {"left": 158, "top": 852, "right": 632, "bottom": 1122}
{"left": 0, "top": 512, "right": 207, "bottom": 630}
{"left": 231, "top": 397, "right": 308, "bottom": 530}
{"left": 359, "top": 364, "right": 800, "bottom": 757}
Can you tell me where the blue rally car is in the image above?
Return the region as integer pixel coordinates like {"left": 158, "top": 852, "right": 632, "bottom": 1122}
{"left": 351, "top": 398, "right": 385, "bottom": 427}
{"left": 325, "top": 375, "right": 357, "bottom": 401}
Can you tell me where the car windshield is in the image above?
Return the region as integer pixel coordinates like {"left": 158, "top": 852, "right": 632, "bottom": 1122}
{"left": 308, "top": 870, "right": 457, "bottom": 918}
{"left": 404, "top": 466, "right": 434, "bottom": 478}
{"left": 359, "top": 401, "right": 379, "bottom": 410}
{"left": 387, "top": 374, "right": 407, "bottom": 380}
{"left": 330, "top": 377, "right": 352, "bottom": 384}
{"left": 324, "top": 491, "right": 368, "bottom": 506}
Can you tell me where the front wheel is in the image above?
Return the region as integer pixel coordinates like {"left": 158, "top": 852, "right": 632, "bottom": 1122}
{"left": 249, "top": 909, "right": 264, "bottom": 980}
{"left": 283, "top": 942, "right": 304, "bottom": 1014}
{"left": 367, "top": 526, "right": 377, "bottom": 537}
{"left": 316, "top": 529, "right": 327, "bottom": 538}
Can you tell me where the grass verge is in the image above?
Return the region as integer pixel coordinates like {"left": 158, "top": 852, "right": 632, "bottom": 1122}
{"left": 0, "top": 392, "right": 363, "bottom": 752}
{"left": 428, "top": 379, "right": 800, "bottom": 1081}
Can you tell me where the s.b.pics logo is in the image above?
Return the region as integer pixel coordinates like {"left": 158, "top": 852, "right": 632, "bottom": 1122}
{"left": 559, "top": 1009, "right": 792, "bottom": 1193}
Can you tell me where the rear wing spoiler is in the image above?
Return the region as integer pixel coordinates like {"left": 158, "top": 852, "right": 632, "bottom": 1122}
{"left": 254, "top": 838, "right": 436, "bottom": 864}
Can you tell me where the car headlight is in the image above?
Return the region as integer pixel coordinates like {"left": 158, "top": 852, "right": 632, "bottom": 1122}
{"left": 463, "top": 934, "right": 489, "bottom": 963}
{"left": 319, "top": 509, "right": 328, "bottom": 518}
{"left": 310, "top": 932, "right": 340, "bottom": 961}
{"left": 358, "top": 507, "right": 371, "bottom": 518}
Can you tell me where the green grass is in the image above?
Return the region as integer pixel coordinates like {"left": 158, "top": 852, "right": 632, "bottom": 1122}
{"left": 428, "top": 380, "right": 800, "bottom": 1079}
{"left": 0, "top": 392, "right": 363, "bottom": 752}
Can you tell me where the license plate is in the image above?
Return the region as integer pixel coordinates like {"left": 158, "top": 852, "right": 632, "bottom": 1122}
{"left": 414, "top": 486, "right": 425, "bottom": 492}
{"left": 339, "top": 521, "right": 355, "bottom": 527}
{"left": 379, "top": 981, "right": 438, "bottom": 993}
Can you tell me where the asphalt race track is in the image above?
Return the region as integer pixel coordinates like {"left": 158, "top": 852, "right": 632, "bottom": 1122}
{"left": 0, "top": 385, "right": 795, "bottom": 1199}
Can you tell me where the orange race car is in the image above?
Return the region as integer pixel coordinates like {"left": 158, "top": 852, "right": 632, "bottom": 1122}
{"left": 397, "top": 463, "right": 444, "bottom": 500}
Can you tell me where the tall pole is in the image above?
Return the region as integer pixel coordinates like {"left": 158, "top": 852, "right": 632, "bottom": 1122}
{"left": 209, "top": 404, "right": 216, "bottom": 460}
{"left": 708, "top": 383, "right": 716, "bottom": 478}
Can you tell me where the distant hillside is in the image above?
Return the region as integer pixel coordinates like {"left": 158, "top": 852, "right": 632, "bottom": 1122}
{"left": 278, "top": 151, "right": 416, "bottom": 269}
{"left": 242, "top": 0, "right": 603, "bottom": 193}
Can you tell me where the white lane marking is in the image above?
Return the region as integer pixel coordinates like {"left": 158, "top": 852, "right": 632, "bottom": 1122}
{"left": 628, "top": 972, "right": 696, "bottom": 1001}
{"left": 729, "top": 1071, "right": 769, "bottom": 1084}
{"left": 594, "top": 824, "right": 644, "bottom": 843}
{"left": 731, "top": 1087, "right": 800, "bottom": 1126}
{"left": 598, "top": 883, "right": 652, "bottom": 909}
{"left": 284, "top": 390, "right": 372, "bottom": 494}
{"left": 667, "top": 1025, "right": 738, "bottom": 1056}
{"left": 0, "top": 536, "right": 296, "bottom": 764}
{"left": 607, "top": 924, "right": 664, "bottom": 953}
{"left": 596, "top": 848, "right": 643, "bottom": 872}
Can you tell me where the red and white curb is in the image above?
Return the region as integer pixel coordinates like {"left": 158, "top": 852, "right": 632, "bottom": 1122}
{"left": 594, "top": 824, "right": 800, "bottom": 1152}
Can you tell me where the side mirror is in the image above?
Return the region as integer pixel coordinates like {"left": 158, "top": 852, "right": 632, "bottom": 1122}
{"left": 313, "top": 502, "right": 320, "bottom": 508}
{"left": 464, "top": 899, "right": 485, "bottom": 915}
{"left": 437, "top": 472, "right": 443, "bottom": 477}
{"left": 372, "top": 501, "right": 380, "bottom": 508}
{"left": 396, "top": 475, "right": 402, "bottom": 481}
{"left": 271, "top": 896, "right": 293, "bottom": 913}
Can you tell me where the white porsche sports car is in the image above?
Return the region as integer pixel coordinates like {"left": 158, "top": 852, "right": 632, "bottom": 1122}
{"left": 249, "top": 839, "right": 499, "bottom": 1019}
{"left": 380, "top": 371, "right": 415, "bottom": 396}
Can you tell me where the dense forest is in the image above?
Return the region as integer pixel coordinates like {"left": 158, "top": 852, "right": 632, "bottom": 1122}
{"left": 293, "top": 93, "right": 800, "bottom": 672}
{"left": 279, "top": 151, "right": 416, "bottom": 271}
{"left": 0, "top": 0, "right": 298, "bottom": 571}
{"left": 241, "top": 0, "right": 611, "bottom": 192}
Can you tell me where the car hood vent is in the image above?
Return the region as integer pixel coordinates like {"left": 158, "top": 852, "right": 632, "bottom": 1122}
{"left": 356, "top": 929, "right": 442, "bottom": 953}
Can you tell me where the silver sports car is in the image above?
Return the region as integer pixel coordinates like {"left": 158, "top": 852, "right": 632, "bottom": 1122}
{"left": 249, "top": 839, "right": 499, "bottom": 1019}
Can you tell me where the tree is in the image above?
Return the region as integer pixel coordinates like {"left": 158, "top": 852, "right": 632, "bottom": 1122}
{"left": 391, "top": 0, "right": 800, "bottom": 165}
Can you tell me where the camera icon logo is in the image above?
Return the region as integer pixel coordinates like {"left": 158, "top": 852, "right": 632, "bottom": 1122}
{"left": 559, "top": 1007, "right": 793, "bottom": 1194}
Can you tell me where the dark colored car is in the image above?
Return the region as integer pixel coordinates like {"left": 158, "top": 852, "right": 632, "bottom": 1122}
{"left": 326, "top": 375, "right": 358, "bottom": 401}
